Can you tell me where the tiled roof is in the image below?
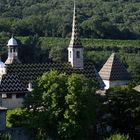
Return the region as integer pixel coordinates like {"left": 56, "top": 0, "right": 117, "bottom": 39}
{"left": 4, "top": 62, "right": 104, "bottom": 91}
{"left": 99, "top": 53, "right": 130, "bottom": 80}
{"left": 0, "top": 74, "right": 28, "bottom": 93}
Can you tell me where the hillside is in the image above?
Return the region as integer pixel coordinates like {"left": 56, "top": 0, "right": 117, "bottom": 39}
{"left": 0, "top": 0, "right": 140, "bottom": 39}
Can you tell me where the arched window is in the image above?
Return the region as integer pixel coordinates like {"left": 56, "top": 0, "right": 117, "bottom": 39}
{"left": 70, "top": 51, "right": 71, "bottom": 58}
{"left": 76, "top": 51, "right": 80, "bottom": 58}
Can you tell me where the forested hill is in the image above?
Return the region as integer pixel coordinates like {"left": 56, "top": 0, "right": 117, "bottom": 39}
{"left": 0, "top": 0, "right": 140, "bottom": 39}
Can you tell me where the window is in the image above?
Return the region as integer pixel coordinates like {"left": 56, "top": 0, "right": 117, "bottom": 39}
{"left": 16, "top": 93, "right": 25, "bottom": 98}
{"left": 2, "top": 94, "right": 7, "bottom": 99}
{"left": 76, "top": 51, "right": 80, "bottom": 58}
{"left": 6, "top": 94, "right": 12, "bottom": 99}
{"left": 10, "top": 48, "right": 12, "bottom": 53}
{"left": 70, "top": 51, "right": 71, "bottom": 58}
{"left": 2, "top": 94, "right": 12, "bottom": 99}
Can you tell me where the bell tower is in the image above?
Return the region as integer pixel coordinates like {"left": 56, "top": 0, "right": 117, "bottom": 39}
{"left": 5, "top": 36, "right": 21, "bottom": 64}
{"left": 68, "top": 1, "right": 84, "bottom": 69}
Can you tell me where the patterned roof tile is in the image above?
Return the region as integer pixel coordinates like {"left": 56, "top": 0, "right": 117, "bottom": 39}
{"left": 99, "top": 53, "right": 130, "bottom": 80}
{"left": 0, "top": 74, "right": 28, "bottom": 93}
{"left": 4, "top": 62, "right": 104, "bottom": 92}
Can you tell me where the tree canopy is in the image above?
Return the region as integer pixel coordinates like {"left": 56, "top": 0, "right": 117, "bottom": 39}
{"left": 0, "top": 0, "right": 139, "bottom": 39}
{"left": 105, "top": 87, "right": 140, "bottom": 134}
{"left": 23, "top": 70, "right": 99, "bottom": 140}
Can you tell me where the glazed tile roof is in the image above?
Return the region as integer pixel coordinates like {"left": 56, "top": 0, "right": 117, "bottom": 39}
{"left": 2, "top": 62, "right": 104, "bottom": 93}
{"left": 99, "top": 53, "right": 130, "bottom": 80}
{"left": 0, "top": 74, "right": 27, "bottom": 93}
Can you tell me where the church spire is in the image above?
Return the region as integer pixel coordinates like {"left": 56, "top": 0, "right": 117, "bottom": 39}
{"left": 68, "top": 1, "right": 84, "bottom": 69}
{"left": 69, "top": 0, "right": 83, "bottom": 48}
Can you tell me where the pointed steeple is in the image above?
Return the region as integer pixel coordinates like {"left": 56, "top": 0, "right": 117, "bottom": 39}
{"left": 69, "top": 0, "right": 83, "bottom": 48}
{"left": 68, "top": 1, "right": 84, "bottom": 69}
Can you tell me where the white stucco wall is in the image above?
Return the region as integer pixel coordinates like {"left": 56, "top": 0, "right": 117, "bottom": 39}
{"left": 68, "top": 47, "right": 83, "bottom": 69}
{"left": 103, "top": 80, "right": 129, "bottom": 89}
{"left": 103, "top": 80, "right": 110, "bottom": 89}
{"left": 2, "top": 94, "right": 24, "bottom": 109}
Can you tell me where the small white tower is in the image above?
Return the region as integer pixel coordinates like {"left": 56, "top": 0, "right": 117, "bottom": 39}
{"left": 68, "top": 1, "right": 84, "bottom": 69}
{"left": 5, "top": 36, "right": 21, "bottom": 64}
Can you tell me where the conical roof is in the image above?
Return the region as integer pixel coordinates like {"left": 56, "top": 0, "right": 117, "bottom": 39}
{"left": 99, "top": 53, "right": 130, "bottom": 80}
{"left": 69, "top": 1, "right": 83, "bottom": 48}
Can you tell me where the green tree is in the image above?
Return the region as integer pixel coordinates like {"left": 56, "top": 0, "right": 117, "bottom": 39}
{"left": 0, "top": 133, "right": 12, "bottom": 140}
{"left": 49, "top": 46, "right": 67, "bottom": 62}
{"left": 6, "top": 108, "right": 26, "bottom": 128}
{"left": 105, "top": 133, "right": 130, "bottom": 140}
{"left": 24, "top": 70, "right": 98, "bottom": 140}
{"left": 106, "top": 87, "right": 140, "bottom": 133}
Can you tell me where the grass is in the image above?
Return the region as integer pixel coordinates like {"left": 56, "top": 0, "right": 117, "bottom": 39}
{"left": 18, "top": 37, "right": 140, "bottom": 49}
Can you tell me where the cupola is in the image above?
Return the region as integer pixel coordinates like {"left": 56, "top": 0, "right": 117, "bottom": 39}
{"left": 5, "top": 36, "right": 21, "bottom": 64}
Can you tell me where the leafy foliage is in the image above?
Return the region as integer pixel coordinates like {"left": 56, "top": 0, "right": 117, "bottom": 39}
{"left": 0, "top": 0, "right": 139, "bottom": 39}
{"left": 105, "top": 133, "right": 130, "bottom": 140}
{"left": 105, "top": 87, "right": 140, "bottom": 133}
{"left": 0, "top": 133, "right": 12, "bottom": 140}
{"left": 23, "top": 70, "right": 99, "bottom": 140}
{"left": 6, "top": 108, "right": 26, "bottom": 128}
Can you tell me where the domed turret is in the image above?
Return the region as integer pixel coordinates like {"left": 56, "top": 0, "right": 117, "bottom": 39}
{"left": 7, "top": 36, "right": 18, "bottom": 46}
{"left": 5, "top": 36, "right": 21, "bottom": 65}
